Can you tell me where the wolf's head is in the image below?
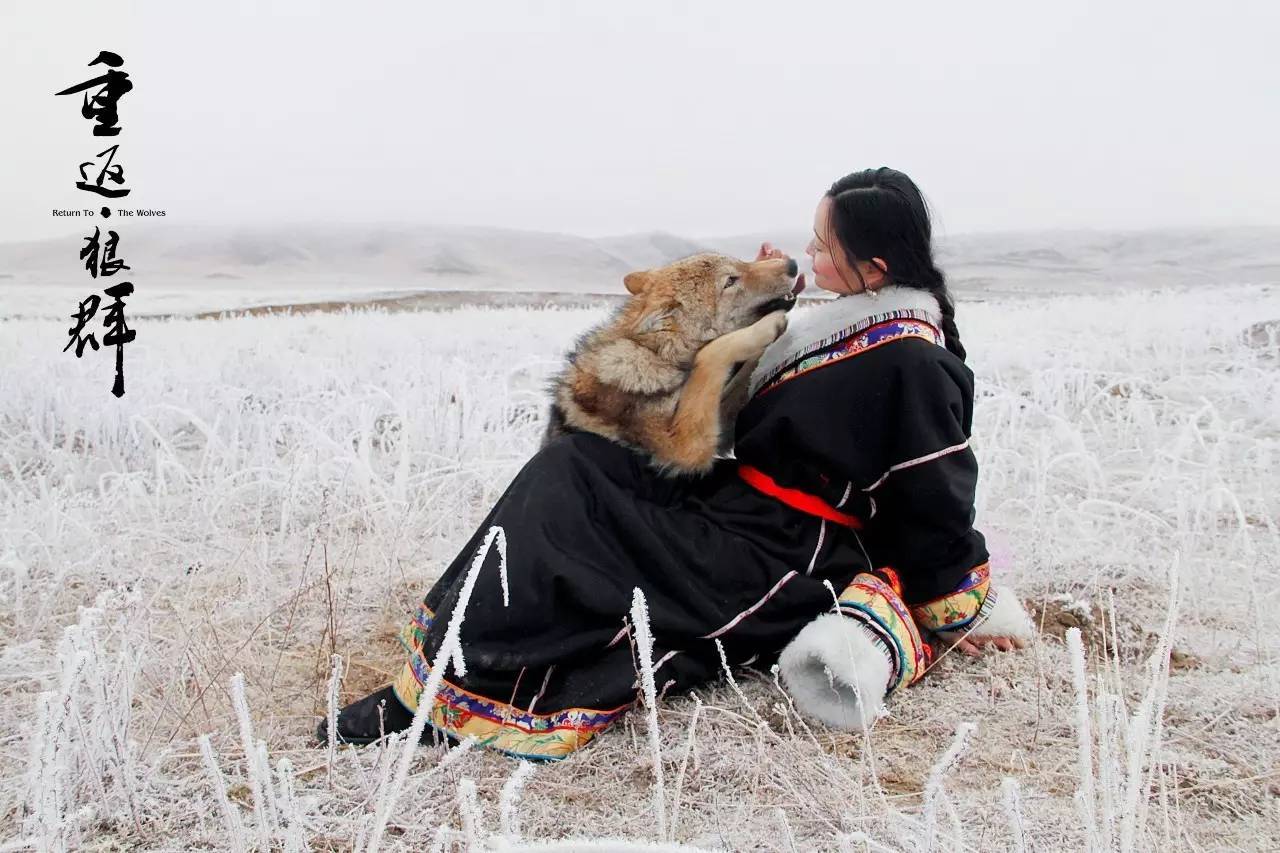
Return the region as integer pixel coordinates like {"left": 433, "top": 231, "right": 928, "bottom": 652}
{"left": 621, "top": 252, "right": 804, "bottom": 344}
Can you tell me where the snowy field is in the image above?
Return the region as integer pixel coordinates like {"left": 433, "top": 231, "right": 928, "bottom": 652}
{"left": 2, "top": 282, "right": 1279, "bottom": 850}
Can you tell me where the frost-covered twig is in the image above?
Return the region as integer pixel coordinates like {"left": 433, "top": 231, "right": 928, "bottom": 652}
{"left": 459, "top": 777, "right": 481, "bottom": 849}
{"left": 775, "top": 806, "right": 797, "bottom": 852}
{"left": 630, "top": 586, "right": 666, "bottom": 840}
{"left": 1001, "top": 777, "right": 1027, "bottom": 853}
{"left": 229, "top": 673, "right": 273, "bottom": 848}
{"left": 1067, "top": 627, "right": 1099, "bottom": 851}
{"left": 23, "top": 604, "right": 143, "bottom": 852}
{"left": 667, "top": 695, "right": 701, "bottom": 842}
{"left": 1119, "top": 555, "right": 1182, "bottom": 853}
{"left": 922, "top": 721, "right": 976, "bottom": 852}
{"left": 713, "top": 637, "right": 771, "bottom": 734}
{"left": 198, "top": 734, "right": 248, "bottom": 853}
{"left": 500, "top": 760, "right": 538, "bottom": 842}
{"left": 326, "top": 653, "right": 344, "bottom": 786}
{"left": 275, "top": 757, "right": 308, "bottom": 853}
{"left": 366, "top": 525, "right": 505, "bottom": 853}
{"left": 255, "top": 738, "right": 281, "bottom": 835}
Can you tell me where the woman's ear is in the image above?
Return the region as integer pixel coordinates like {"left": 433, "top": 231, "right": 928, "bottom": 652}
{"left": 624, "top": 270, "right": 652, "bottom": 295}
{"left": 868, "top": 257, "right": 889, "bottom": 286}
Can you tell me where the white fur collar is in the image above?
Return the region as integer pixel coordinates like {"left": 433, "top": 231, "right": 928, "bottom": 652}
{"left": 746, "top": 285, "right": 943, "bottom": 398}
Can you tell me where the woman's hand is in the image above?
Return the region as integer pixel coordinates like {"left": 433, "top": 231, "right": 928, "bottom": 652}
{"left": 755, "top": 241, "right": 790, "bottom": 262}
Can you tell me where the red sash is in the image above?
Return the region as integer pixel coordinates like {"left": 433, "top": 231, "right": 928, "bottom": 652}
{"left": 737, "top": 463, "right": 863, "bottom": 529}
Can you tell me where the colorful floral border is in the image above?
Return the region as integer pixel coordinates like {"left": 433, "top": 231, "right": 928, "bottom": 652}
{"left": 908, "top": 562, "right": 992, "bottom": 633}
{"left": 391, "top": 602, "right": 633, "bottom": 761}
{"left": 835, "top": 572, "right": 931, "bottom": 694}
{"left": 757, "top": 317, "right": 944, "bottom": 397}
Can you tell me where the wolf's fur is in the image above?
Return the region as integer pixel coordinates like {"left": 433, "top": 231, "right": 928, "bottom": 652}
{"left": 541, "top": 252, "right": 802, "bottom": 477}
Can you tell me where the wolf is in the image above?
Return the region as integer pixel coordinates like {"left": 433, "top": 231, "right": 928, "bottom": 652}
{"left": 540, "top": 252, "right": 805, "bottom": 477}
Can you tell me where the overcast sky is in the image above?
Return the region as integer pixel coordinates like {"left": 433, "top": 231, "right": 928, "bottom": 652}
{"left": 3, "top": 0, "right": 1278, "bottom": 245}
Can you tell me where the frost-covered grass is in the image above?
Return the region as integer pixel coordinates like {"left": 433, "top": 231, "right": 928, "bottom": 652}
{"left": 1, "top": 284, "right": 1278, "bottom": 850}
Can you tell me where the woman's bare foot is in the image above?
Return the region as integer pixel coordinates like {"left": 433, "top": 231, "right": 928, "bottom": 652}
{"left": 931, "top": 585, "right": 1035, "bottom": 658}
{"left": 954, "top": 635, "right": 1027, "bottom": 656}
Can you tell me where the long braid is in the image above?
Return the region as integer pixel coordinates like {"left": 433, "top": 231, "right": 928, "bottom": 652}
{"left": 921, "top": 263, "right": 966, "bottom": 363}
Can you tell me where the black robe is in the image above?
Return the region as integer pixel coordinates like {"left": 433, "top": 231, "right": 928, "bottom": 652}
{"left": 390, "top": 305, "right": 989, "bottom": 760}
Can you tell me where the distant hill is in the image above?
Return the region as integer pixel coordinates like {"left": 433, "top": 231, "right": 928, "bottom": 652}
{"left": 0, "top": 223, "right": 727, "bottom": 294}
{"left": 2, "top": 223, "right": 1277, "bottom": 318}
{"left": 702, "top": 226, "right": 1280, "bottom": 294}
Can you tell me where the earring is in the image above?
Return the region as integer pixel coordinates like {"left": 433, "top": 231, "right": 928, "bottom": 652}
{"left": 867, "top": 259, "right": 887, "bottom": 299}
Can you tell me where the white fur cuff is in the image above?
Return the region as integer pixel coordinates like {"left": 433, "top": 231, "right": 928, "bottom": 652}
{"left": 778, "top": 612, "right": 894, "bottom": 731}
{"left": 941, "top": 583, "right": 1035, "bottom": 643}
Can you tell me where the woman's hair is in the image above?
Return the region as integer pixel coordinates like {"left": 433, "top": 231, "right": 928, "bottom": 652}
{"left": 824, "top": 167, "right": 966, "bottom": 362}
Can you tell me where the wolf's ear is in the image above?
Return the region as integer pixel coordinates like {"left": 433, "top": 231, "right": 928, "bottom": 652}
{"left": 624, "top": 270, "right": 652, "bottom": 295}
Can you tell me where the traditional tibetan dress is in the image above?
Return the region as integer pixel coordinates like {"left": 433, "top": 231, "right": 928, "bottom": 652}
{"left": 390, "top": 286, "right": 993, "bottom": 760}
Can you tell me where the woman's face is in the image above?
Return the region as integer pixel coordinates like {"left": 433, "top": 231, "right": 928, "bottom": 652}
{"left": 804, "top": 195, "right": 886, "bottom": 296}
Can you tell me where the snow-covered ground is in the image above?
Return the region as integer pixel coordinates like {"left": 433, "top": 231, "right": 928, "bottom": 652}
{"left": 1, "top": 277, "right": 1279, "bottom": 850}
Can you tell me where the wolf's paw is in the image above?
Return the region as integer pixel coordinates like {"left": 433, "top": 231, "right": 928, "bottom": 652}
{"left": 755, "top": 309, "right": 789, "bottom": 343}
{"left": 703, "top": 311, "right": 788, "bottom": 365}
{"left": 725, "top": 310, "right": 787, "bottom": 360}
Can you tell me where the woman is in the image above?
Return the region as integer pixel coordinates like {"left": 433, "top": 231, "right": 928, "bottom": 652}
{"left": 318, "top": 167, "right": 1033, "bottom": 759}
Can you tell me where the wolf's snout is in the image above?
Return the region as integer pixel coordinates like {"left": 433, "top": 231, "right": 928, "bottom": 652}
{"left": 785, "top": 258, "right": 798, "bottom": 277}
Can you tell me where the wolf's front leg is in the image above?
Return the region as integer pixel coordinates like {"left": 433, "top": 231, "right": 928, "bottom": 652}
{"left": 650, "top": 311, "right": 787, "bottom": 475}
{"left": 717, "top": 354, "right": 762, "bottom": 455}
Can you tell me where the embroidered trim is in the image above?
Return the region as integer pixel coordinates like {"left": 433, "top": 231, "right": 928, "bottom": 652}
{"left": 755, "top": 317, "right": 944, "bottom": 398}
{"left": 908, "top": 562, "right": 993, "bottom": 633}
{"left": 863, "top": 439, "right": 972, "bottom": 492}
{"left": 393, "top": 602, "right": 631, "bottom": 760}
{"left": 805, "top": 518, "right": 827, "bottom": 576}
{"left": 654, "top": 649, "right": 681, "bottom": 671}
{"left": 747, "top": 286, "right": 943, "bottom": 398}
{"left": 834, "top": 571, "right": 931, "bottom": 694}
{"left": 968, "top": 583, "right": 1000, "bottom": 632}
{"left": 700, "top": 569, "right": 799, "bottom": 639}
